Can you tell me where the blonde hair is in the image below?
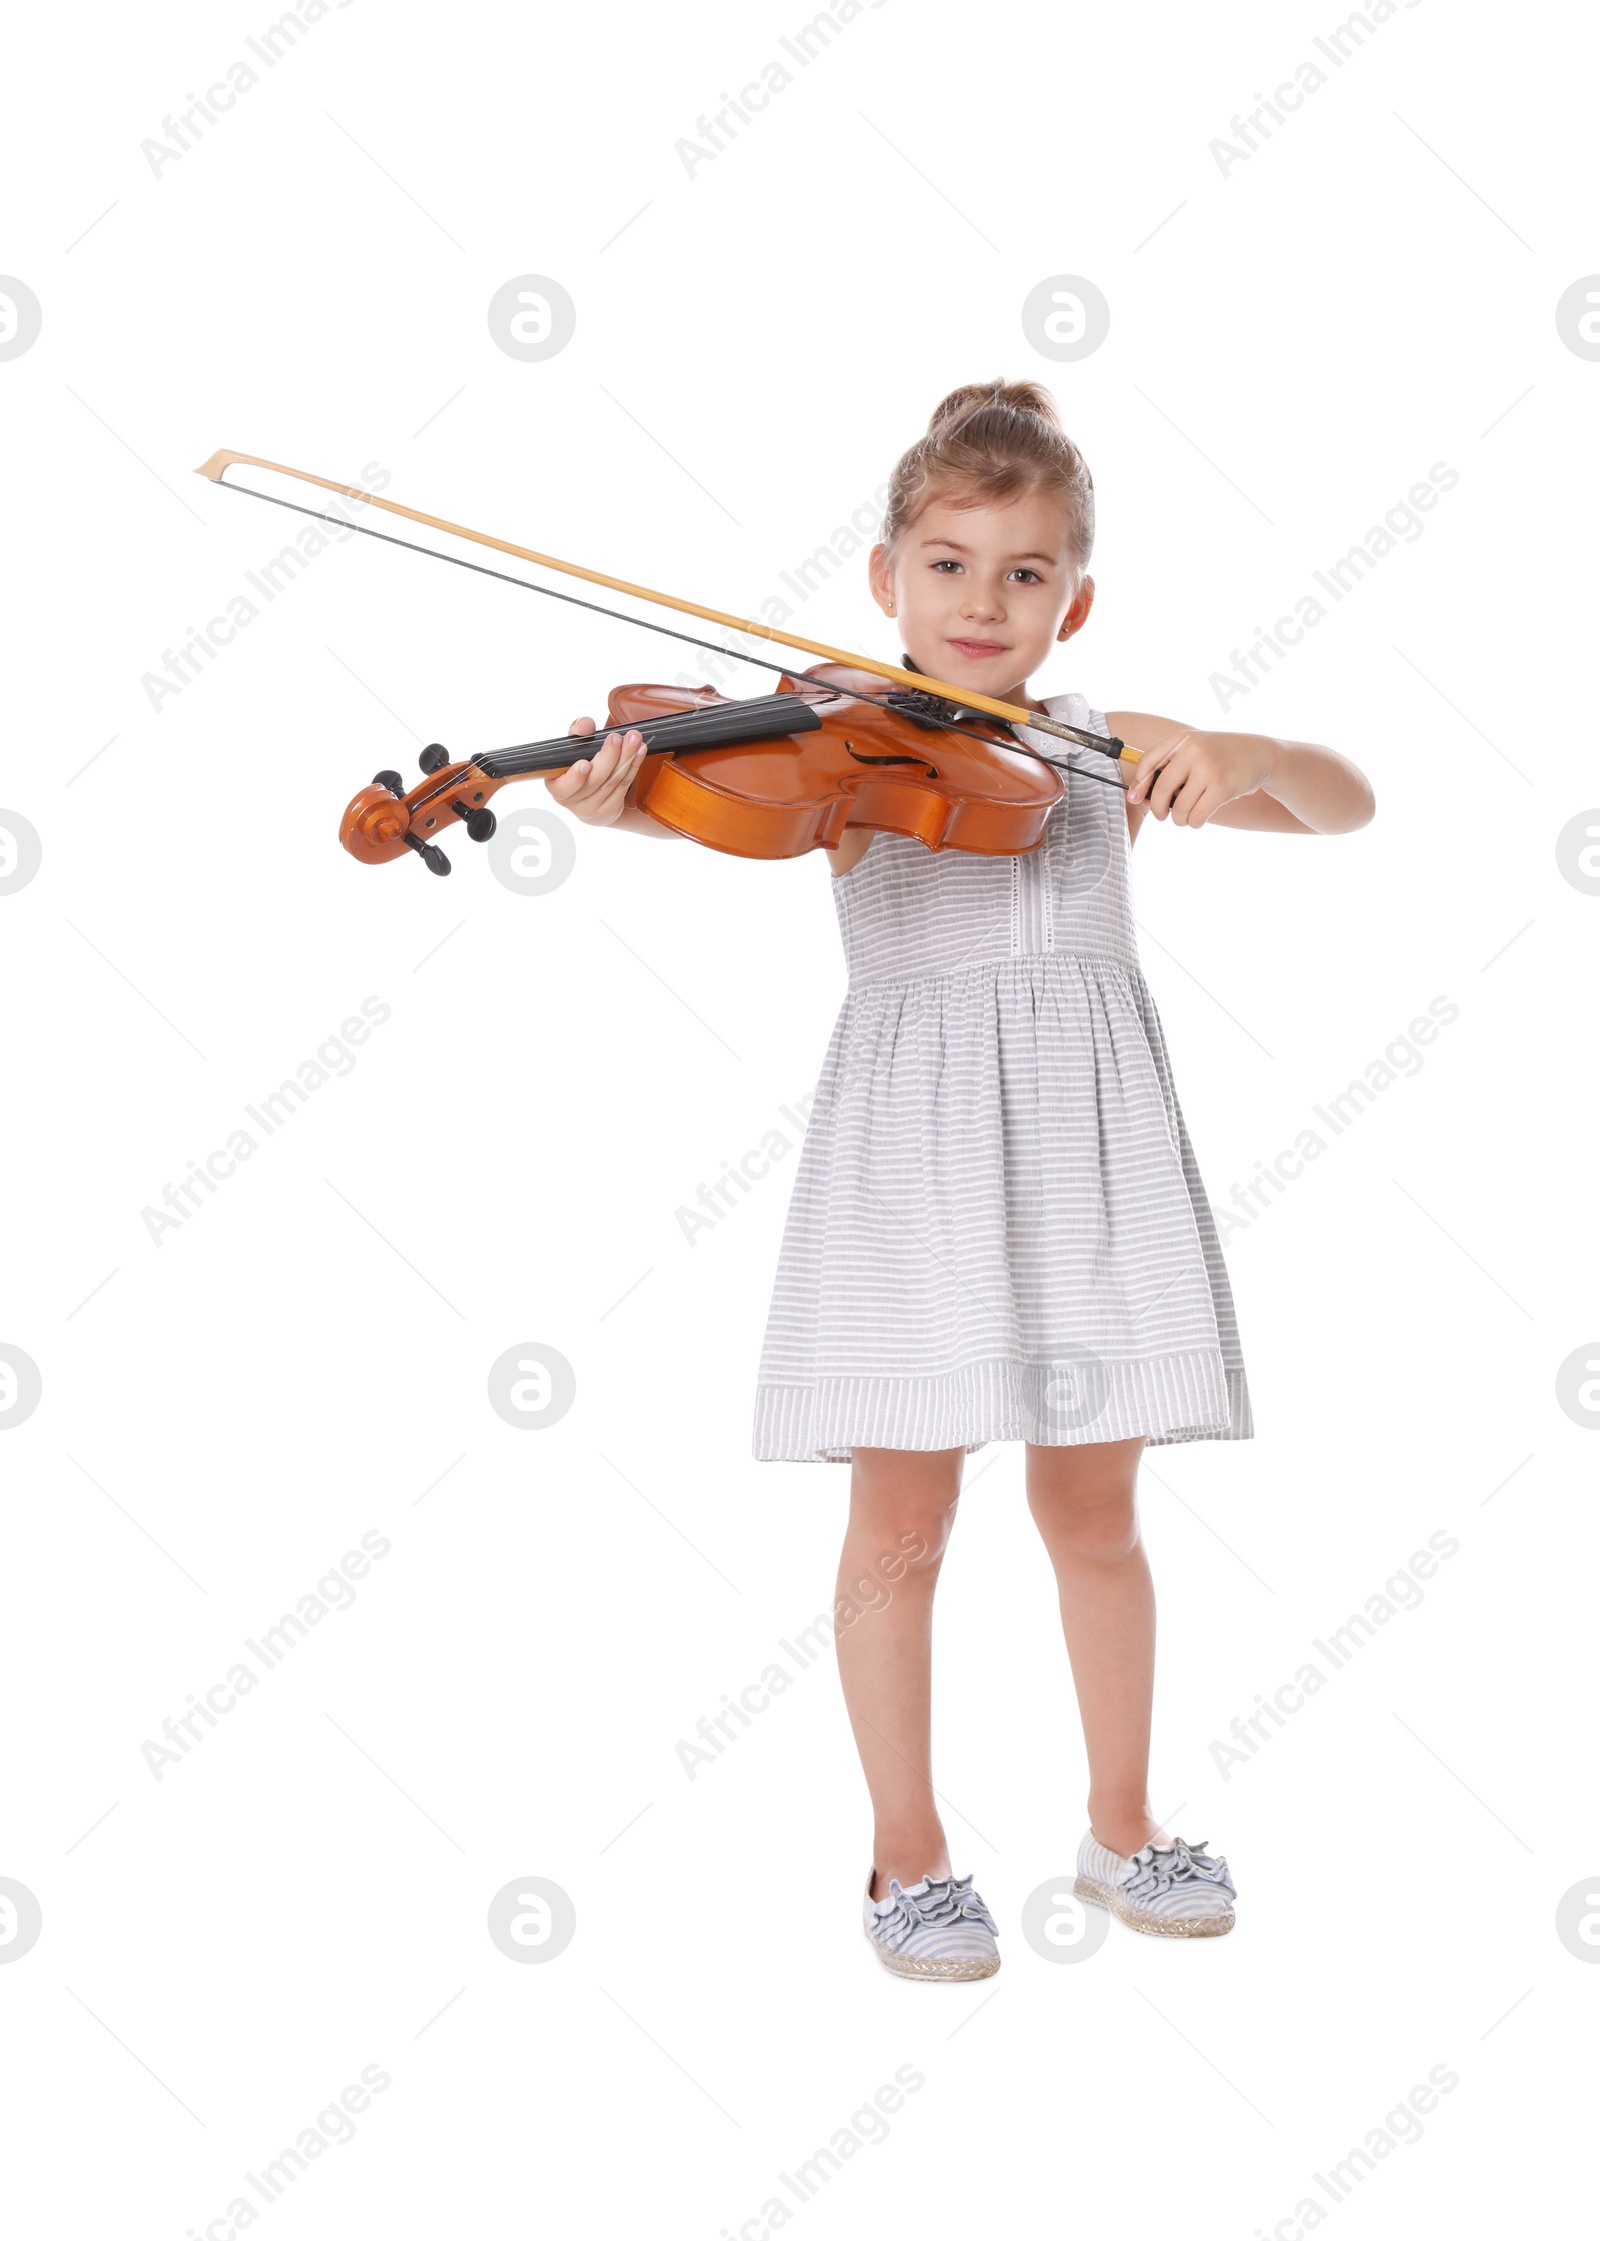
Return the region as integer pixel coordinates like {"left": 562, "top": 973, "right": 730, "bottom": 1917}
{"left": 882, "top": 379, "right": 1095, "bottom": 573}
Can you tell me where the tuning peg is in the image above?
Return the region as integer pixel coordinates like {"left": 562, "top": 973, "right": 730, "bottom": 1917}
{"left": 402, "top": 834, "right": 451, "bottom": 875}
{"left": 451, "top": 799, "right": 497, "bottom": 843}
{"left": 374, "top": 769, "right": 406, "bottom": 796}
{"left": 419, "top": 743, "right": 451, "bottom": 774}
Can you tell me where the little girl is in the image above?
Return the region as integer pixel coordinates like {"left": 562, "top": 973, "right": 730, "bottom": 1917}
{"left": 550, "top": 382, "right": 1374, "bottom": 1981}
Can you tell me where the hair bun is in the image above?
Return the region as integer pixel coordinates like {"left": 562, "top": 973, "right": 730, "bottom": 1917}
{"left": 927, "top": 380, "right": 1063, "bottom": 435}
{"left": 882, "top": 376, "right": 1094, "bottom": 572}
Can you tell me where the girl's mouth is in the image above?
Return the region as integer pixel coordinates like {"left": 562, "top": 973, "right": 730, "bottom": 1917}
{"left": 947, "top": 638, "right": 1009, "bottom": 659}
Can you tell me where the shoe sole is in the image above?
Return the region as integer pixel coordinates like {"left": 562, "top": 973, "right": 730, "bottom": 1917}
{"left": 863, "top": 1924, "right": 1001, "bottom": 1980}
{"left": 1075, "top": 1875, "right": 1235, "bottom": 1938}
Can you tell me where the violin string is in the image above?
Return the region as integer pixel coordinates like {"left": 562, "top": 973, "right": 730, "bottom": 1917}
{"left": 211, "top": 477, "right": 1132, "bottom": 793}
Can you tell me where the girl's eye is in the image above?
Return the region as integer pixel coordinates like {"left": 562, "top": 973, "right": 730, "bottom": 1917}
{"left": 931, "top": 559, "right": 962, "bottom": 574}
{"left": 1011, "top": 568, "right": 1042, "bottom": 584}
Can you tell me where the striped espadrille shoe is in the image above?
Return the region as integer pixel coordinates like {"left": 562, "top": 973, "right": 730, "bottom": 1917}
{"left": 1075, "top": 1830, "right": 1236, "bottom": 1938}
{"left": 862, "top": 1866, "right": 1001, "bottom": 1980}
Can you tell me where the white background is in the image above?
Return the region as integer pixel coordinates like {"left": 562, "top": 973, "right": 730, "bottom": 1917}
{"left": 2, "top": 0, "right": 1595, "bottom": 2234}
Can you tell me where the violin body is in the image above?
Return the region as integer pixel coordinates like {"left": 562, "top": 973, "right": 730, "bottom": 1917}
{"left": 619, "top": 665, "right": 1061, "bottom": 859}
{"left": 339, "top": 662, "right": 1065, "bottom": 872}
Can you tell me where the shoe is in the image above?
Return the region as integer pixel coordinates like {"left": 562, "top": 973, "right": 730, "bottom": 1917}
{"left": 1075, "top": 1829, "right": 1236, "bottom": 1937}
{"left": 862, "top": 1865, "right": 1001, "bottom": 1980}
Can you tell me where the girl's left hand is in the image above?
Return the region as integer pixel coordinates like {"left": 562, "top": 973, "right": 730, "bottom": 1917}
{"left": 1124, "top": 725, "right": 1276, "bottom": 827}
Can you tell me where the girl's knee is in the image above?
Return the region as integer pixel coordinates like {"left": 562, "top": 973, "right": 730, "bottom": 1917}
{"left": 1027, "top": 1475, "right": 1141, "bottom": 1565}
{"left": 846, "top": 1503, "right": 959, "bottom": 1579}
{"left": 846, "top": 1448, "right": 964, "bottom": 1565}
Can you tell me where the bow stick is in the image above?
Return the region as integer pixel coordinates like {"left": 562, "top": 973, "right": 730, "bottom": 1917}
{"left": 194, "top": 450, "right": 1141, "bottom": 786}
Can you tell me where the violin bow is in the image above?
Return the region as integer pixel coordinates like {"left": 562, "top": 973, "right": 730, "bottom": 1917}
{"left": 194, "top": 450, "right": 1141, "bottom": 787}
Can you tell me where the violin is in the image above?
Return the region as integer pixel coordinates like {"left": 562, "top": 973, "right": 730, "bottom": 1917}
{"left": 194, "top": 449, "right": 1142, "bottom": 877}
{"left": 338, "top": 663, "right": 1079, "bottom": 876}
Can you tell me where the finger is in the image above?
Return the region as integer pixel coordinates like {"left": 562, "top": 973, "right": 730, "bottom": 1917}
{"left": 1128, "top": 742, "right": 1179, "bottom": 802}
{"left": 590, "top": 732, "right": 648, "bottom": 802}
{"left": 586, "top": 727, "right": 633, "bottom": 784}
{"left": 1179, "top": 786, "right": 1223, "bottom": 828}
{"left": 1171, "top": 759, "right": 1226, "bottom": 825}
{"left": 607, "top": 728, "right": 649, "bottom": 775}
{"left": 1173, "top": 777, "right": 1222, "bottom": 827}
{"left": 1148, "top": 756, "right": 1191, "bottom": 818}
{"left": 558, "top": 716, "right": 598, "bottom": 790}
{"left": 569, "top": 731, "right": 621, "bottom": 802}
{"left": 1134, "top": 729, "right": 1202, "bottom": 802}
{"left": 593, "top": 728, "right": 634, "bottom": 785}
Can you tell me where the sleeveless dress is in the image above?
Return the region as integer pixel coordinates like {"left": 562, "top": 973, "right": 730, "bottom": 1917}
{"left": 751, "top": 692, "right": 1254, "bottom": 1463}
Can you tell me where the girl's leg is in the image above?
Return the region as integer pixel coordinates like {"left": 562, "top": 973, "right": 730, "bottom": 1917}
{"left": 1024, "top": 1436, "right": 1167, "bottom": 1858}
{"left": 834, "top": 1444, "right": 965, "bottom": 1900}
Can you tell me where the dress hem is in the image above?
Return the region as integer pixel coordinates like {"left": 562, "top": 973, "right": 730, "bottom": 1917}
{"left": 752, "top": 1354, "right": 1254, "bottom": 1464}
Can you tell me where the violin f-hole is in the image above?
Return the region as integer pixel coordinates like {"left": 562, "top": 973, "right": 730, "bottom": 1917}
{"left": 844, "top": 742, "right": 940, "bottom": 779}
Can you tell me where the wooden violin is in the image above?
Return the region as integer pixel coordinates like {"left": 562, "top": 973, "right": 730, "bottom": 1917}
{"left": 338, "top": 664, "right": 1093, "bottom": 876}
{"left": 193, "top": 449, "right": 1142, "bottom": 877}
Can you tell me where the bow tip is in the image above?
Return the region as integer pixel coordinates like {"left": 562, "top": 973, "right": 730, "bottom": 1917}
{"left": 195, "top": 448, "right": 242, "bottom": 482}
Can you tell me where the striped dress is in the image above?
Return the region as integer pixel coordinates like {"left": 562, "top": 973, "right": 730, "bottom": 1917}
{"left": 751, "top": 692, "right": 1253, "bottom": 1463}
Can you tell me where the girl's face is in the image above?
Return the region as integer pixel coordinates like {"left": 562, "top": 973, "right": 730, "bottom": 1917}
{"left": 869, "top": 487, "right": 1095, "bottom": 704}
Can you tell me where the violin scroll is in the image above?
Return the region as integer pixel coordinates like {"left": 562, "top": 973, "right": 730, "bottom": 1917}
{"left": 341, "top": 779, "right": 414, "bottom": 864}
{"left": 339, "top": 747, "right": 494, "bottom": 869}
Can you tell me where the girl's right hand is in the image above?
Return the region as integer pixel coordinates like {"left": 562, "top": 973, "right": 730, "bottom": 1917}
{"left": 543, "top": 717, "right": 648, "bottom": 826}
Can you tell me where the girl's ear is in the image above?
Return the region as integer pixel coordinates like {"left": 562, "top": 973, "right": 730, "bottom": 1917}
{"left": 1057, "top": 574, "right": 1096, "bottom": 642}
{"left": 868, "top": 541, "right": 897, "bottom": 617}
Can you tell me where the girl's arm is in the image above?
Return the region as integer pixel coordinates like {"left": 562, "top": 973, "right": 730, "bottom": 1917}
{"left": 1104, "top": 710, "right": 1376, "bottom": 840}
